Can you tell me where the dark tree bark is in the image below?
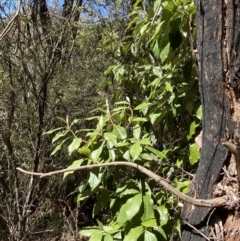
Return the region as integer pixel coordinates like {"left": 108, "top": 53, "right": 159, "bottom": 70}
{"left": 181, "top": 1, "right": 240, "bottom": 240}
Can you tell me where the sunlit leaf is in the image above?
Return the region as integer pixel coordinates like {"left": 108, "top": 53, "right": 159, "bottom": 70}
{"left": 123, "top": 226, "right": 143, "bottom": 241}
{"left": 68, "top": 137, "right": 82, "bottom": 155}
{"left": 104, "top": 132, "right": 117, "bottom": 148}
{"left": 117, "top": 193, "right": 142, "bottom": 225}
{"left": 144, "top": 230, "right": 158, "bottom": 241}
{"left": 113, "top": 124, "right": 127, "bottom": 139}
{"left": 91, "top": 141, "right": 105, "bottom": 162}
{"left": 130, "top": 142, "right": 142, "bottom": 161}
{"left": 189, "top": 143, "right": 200, "bottom": 165}
{"left": 63, "top": 159, "right": 84, "bottom": 179}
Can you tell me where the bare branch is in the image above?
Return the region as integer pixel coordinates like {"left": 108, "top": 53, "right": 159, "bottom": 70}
{"left": 0, "top": 0, "right": 22, "bottom": 41}
{"left": 17, "top": 161, "right": 237, "bottom": 208}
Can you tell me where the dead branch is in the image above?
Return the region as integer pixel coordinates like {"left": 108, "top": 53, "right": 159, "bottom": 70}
{"left": 0, "top": 0, "right": 21, "bottom": 41}
{"left": 17, "top": 161, "right": 238, "bottom": 208}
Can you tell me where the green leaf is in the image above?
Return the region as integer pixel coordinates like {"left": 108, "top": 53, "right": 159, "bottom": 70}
{"left": 89, "top": 232, "right": 103, "bottom": 241}
{"left": 153, "top": 227, "right": 167, "bottom": 240}
{"left": 141, "top": 195, "right": 155, "bottom": 221}
{"left": 144, "top": 230, "right": 158, "bottom": 241}
{"left": 104, "top": 234, "right": 113, "bottom": 241}
{"left": 88, "top": 170, "right": 102, "bottom": 191}
{"left": 134, "top": 102, "right": 151, "bottom": 110}
{"left": 141, "top": 218, "right": 157, "bottom": 228}
{"left": 80, "top": 228, "right": 103, "bottom": 237}
{"left": 68, "top": 137, "right": 82, "bottom": 155}
{"left": 52, "top": 130, "right": 69, "bottom": 143}
{"left": 133, "top": 124, "right": 141, "bottom": 140}
{"left": 145, "top": 146, "right": 165, "bottom": 160}
{"left": 78, "top": 146, "right": 91, "bottom": 157}
{"left": 176, "top": 180, "right": 190, "bottom": 194}
{"left": 160, "top": 42, "right": 170, "bottom": 62}
{"left": 187, "top": 121, "right": 197, "bottom": 140}
{"left": 91, "top": 141, "right": 105, "bottom": 162}
{"left": 63, "top": 159, "right": 84, "bottom": 179}
{"left": 123, "top": 149, "right": 131, "bottom": 161}
{"left": 123, "top": 226, "right": 144, "bottom": 241}
{"left": 104, "top": 132, "right": 117, "bottom": 148}
{"left": 96, "top": 115, "right": 105, "bottom": 131}
{"left": 139, "top": 138, "right": 150, "bottom": 145}
{"left": 157, "top": 205, "right": 169, "bottom": 226}
{"left": 113, "top": 124, "right": 127, "bottom": 139}
{"left": 50, "top": 138, "right": 69, "bottom": 156}
{"left": 130, "top": 142, "right": 142, "bottom": 161}
{"left": 109, "top": 149, "right": 116, "bottom": 161}
{"left": 43, "top": 127, "right": 63, "bottom": 135}
{"left": 93, "top": 189, "right": 110, "bottom": 217}
{"left": 196, "top": 105, "right": 202, "bottom": 120}
{"left": 189, "top": 143, "right": 200, "bottom": 165}
{"left": 130, "top": 117, "right": 148, "bottom": 122}
{"left": 117, "top": 193, "right": 142, "bottom": 225}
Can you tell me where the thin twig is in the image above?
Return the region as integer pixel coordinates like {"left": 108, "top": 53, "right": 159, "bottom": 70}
{"left": 17, "top": 161, "right": 235, "bottom": 208}
{"left": 183, "top": 220, "right": 210, "bottom": 240}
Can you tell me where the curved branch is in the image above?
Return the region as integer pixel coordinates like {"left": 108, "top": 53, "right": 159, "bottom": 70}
{"left": 17, "top": 161, "right": 236, "bottom": 208}
{"left": 0, "top": 0, "right": 21, "bottom": 41}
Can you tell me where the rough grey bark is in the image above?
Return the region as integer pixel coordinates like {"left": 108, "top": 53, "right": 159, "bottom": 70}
{"left": 181, "top": 0, "right": 240, "bottom": 240}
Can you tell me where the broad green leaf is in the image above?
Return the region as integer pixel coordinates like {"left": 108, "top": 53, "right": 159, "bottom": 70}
{"left": 91, "top": 141, "right": 105, "bottom": 162}
{"left": 144, "top": 230, "right": 158, "bottom": 241}
{"left": 133, "top": 124, "right": 141, "bottom": 140}
{"left": 176, "top": 180, "right": 190, "bottom": 194}
{"left": 134, "top": 102, "right": 151, "bottom": 110}
{"left": 153, "top": 227, "right": 167, "bottom": 240}
{"left": 165, "top": 82, "right": 173, "bottom": 92}
{"left": 63, "top": 159, "right": 84, "bottom": 179}
{"left": 160, "top": 42, "right": 170, "bottom": 62}
{"left": 149, "top": 113, "right": 161, "bottom": 125}
{"left": 68, "top": 137, "right": 82, "bottom": 155}
{"left": 78, "top": 146, "right": 91, "bottom": 157}
{"left": 145, "top": 146, "right": 165, "bottom": 159}
{"left": 141, "top": 195, "right": 155, "bottom": 221}
{"left": 189, "top": 143, "right": 200, "bottom": 165}
{"left": 141, "top": 153, "right": 158, "bottom": 162}
{"left": 130, "top": 142, "right": 142, "bottom": 161}
{"left": 88, "top": 170, "right": 102, "bottom": 191}
{"left": 116, "top": 142, "right": 129, "bottom": 147}
{"left": 187, "top": 121, "right": 197, "bottom": 140}
{"left": 123, "top": 226, "right": 143, "bottom": 241}
{"left": 117, "top": 193, "right": 142, "bottom": 225}
{"left": 104, "top": 132, "right": 117, "bottom": 148}
{"left": 96, "top": 115, "right": 105, "bottom": 131}
{"left": 157, "top": 205, "right": 169, "bottom": 226}
{"left": 139, "top": 138, "right": 150, "bottom": 145}
{"left": 119, "top": 188, "right": 139, "bottom": 197}
{"left": 109, "top": 149, "right": 116, "bottom": 161}
{"left": 196, "top": 105, "right": 202, "bottom": 120}
{"left": 89, "top": 232, "right": 103, "bottom": 241}
{"left": 80, "top": 228, "right": 103, "bottom": 237}
{"left": 141, "top": 218, "right": 157, "bottom": 228}
{"left": 113, "top": 124, "right": 127, "bottom": 139}
{"left": 104, "top": 234, "right": 113, "bottom": 241}
{"left": 123, "top": 149, "right": 131, "bottom": 161}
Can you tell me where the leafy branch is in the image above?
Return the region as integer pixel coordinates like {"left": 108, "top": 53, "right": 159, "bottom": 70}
{"left": 17, "top": 162, "right": 236, "bottom": 208}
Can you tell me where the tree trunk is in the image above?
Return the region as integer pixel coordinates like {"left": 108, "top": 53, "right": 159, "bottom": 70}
{"left": 181, "top": 1, "right": 240, "bottom": 240}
